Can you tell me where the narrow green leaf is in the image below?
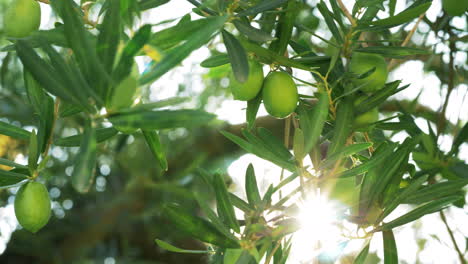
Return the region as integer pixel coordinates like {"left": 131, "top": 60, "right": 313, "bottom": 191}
{"left": 353, "top": 240, "right": 370, "bottom": 264}
{"left": 355, "top": 46, "right": 430, "bottom": 58}
{"left": 269, "top": 0, "right": 298, "bottom": 55}
{"left": 389, "top": 0, "right": 397, "bottom": 16}
{"left": 59, "top": 102, "right": 83, "bottom": 118}
{"left": 383, "top": 230, "right": 398, "bottom": 264}
{"left": 155, "top": 239, "right": 209, "bottom": 254}
{"left": 28, "top": 130, "right": 39, "bottom": 172}
{"left": 237, "top": 0, "right": 287, "bottom": 17}
{"left": 370, "top": 2, "right": 431, "bottom": 28}
{"left": 229, "top": 193, "right": 253, "bottom": 212}
{"left": 379, "top": 175, "right": 429, "bottom": 222}
{"left": 0, "top": 158, "right": 27, "bottom": 169}
{"left": 355, "top": 81, "right": 405, "bottom": 114}
{"left": 15, "top": 41, "right": 78, "bottom": 105}
{"left": 71, "top": 122, "right": 97, "bottom": 193}
{"left": 200, "top": 54, "right": 230, "bottom": 68}
{"left": 224, "top": 249, "right": 244, "bottom": 264}
{"left": 241, "top": 129, "right": 292, "bottom": 168}
{"left": 376, "top": 196, "right": 460, "bottom": 231}
{"left": 1, "top": 27, "right": 68, "bottom": 52}
{"left": 246, "top": 92, "right": 262, "bottom": 130}
{"left": 320, "top": 143, "right": 373, "bottom": 169}
{"left": 257, "top": 128, "right": 293, "bottom": 162}
{"left": 0, "top": 121, "right": 31, "bottom": 140}
{"left": 328, "top": 98, "right": 354, "bottom": 155}
{"left": 142, "top": 130, "right": 168, "bottom": 171}
{"left": 139, "top": 0, "right": 170, "bottom": 10}
{"left": 149, "top": 17, "right": 207, "bottom": 50}
{"left": 112, "top": 25, "right": 151, "bottom": 86}
{"left": 0, "top": 169, "right": 29, "bottom": 188}
{"left": 213, "top": 173, "right": 240, "bottom": 233}
{"left": 245, "top": 164, "right": 261, "bottom": 206}
{"left": 54, "top": 127, "right": 118, "bottom": 147}
{"left": 97, "top": 0, "right": 121, "bottom": 75}
{"left": 51, "top": 0, "right": 108, "bottom": 98}
{"left": 360, "top": 138, "right": 415, "bottom": 215}
{"left": 108, "top": 110, "right": 215, "bottom": 130}
{"left": 233, "top": 20, "right": 276, "bottom": 43}
{"left": 450, "top": 122, "right": 468, "bottom": 155}
{"left": 239, "top": 38, "right": 320, "bottom": 71}
{"left": 163, "top": 203, "right": 239, "bottom": 248}
{"left": 140, "top": 16, "right": 227, "bottom": 85}
{"left": 403, "top": 179, "right": 468, "bottom": 205}
{"left": 317, "top": 1, "right": 343, "bottom": 44}
{"left": 337, "top": 144, "right": 394, "bottom": 178}
{"left": 221, "top": 130, "right": 296, "bottom": 171}
{"left": 194, "top": 192, "right": 235, "bottom": 240}
{"left": 40, "top": 42, "right": 100, "bottom": 109}
{"left": 116, "top": 97, "right": 190, "bottom": 114}
{"left": 222, "top": 30, "right": 249, "bottom": 83}
{"left": 298, "top": 92, "right": 329, "bottom": 155}
{"left": 24, "top": 70, "right": 46, "bottom": 116}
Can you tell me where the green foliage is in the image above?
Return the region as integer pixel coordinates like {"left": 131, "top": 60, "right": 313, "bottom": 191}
{"left": 0, "top": 0, "right": 466, "bottom": 263}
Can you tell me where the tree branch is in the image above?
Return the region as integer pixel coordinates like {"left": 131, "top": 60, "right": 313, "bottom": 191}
{"left": 439, "top": 211, "right": 466, "bottom": 264}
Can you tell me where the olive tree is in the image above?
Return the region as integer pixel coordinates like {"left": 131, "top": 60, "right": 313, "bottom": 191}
{"left": 0, "top": 0, "right": 467, "bottom": 263}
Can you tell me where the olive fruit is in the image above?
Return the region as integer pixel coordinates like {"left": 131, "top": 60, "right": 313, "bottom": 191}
{"left": 349, "top": 52, "right": 388, "bottom": 93}
{"left": 326, "top": 176, "right": 359, "bottom": 209}
{"left": 442, "top": 0, "right": 468, "bottom": 16}
{"left": 14, "top": 181, "right": 51, "bottom": 233}
{"left": 355, "top": 108, "right": 378, "bottom": 127}
{"left": 4, "top": 0, "right": 41, "bottom": 38}
{"left": 108, "top": 62, "right": 139, "bottom": 111}
{"left": 262, "top": 71, "right": 299, "bottom": 118}
{"left": 230, "top": 60, "right": 264, "bottom": 101}
{"left": 354, "top": 96, "right": 379, "bottom": 130}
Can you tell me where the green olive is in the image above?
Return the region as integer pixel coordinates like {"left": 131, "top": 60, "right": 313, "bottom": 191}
{"left": 108, "top": 62, "right": 139, "bottom": 111}
{"left": 230, "top": 60, "right": 264, "bottom": 101}
{"left": 14, "top": 181, "right": 51, "bottom": 233}
{"left": 442, "top": 0, "right": 468, "bottom": 16}
{"left": 354, "top": 96, "right": 379, "bottom": 130}
{"left": 262, "top": 71, "right": 298, "bottom": 118}
{"left": 326, "top": 176, "right": 359, "bottom": 209}
{"left": 365, "top": 202, "right": 383, "bottom": 224}
{"left": 4, "top": 0, "right": 41, "bottom": 38}
{"left": 296, "top": 8, "right": 319, "bottom": 31}
{"left": 349, "top": 52, "right": 388, "bottom": 93}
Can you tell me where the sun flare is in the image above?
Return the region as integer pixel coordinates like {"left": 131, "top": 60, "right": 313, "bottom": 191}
{"left": 289, "top": 193, "right": 346, "bottom": 263}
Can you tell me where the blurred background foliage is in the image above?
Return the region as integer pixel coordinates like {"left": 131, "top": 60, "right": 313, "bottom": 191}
{"left": 0, "top": 0, "right": 466, "bottom": 263}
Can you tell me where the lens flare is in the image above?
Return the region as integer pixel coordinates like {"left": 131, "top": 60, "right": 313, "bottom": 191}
{"left": 289, "top": 193, "right": 345, "bottom": 263}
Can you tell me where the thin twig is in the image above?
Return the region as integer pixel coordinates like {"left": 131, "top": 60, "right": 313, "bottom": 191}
{"left": 437, "top": 36, "right": 455, "bottom": 137}
{"left": 336, "top": 0, "right": 356, "bottom": 27}
{"left": 439, "top": 211, "right": 466, "bottom": 264}
{"left": 37, "top": 0, "right": 50, "bottom": 4}
{"left": 388, "top": 14, "right": 425, "bottom": 70}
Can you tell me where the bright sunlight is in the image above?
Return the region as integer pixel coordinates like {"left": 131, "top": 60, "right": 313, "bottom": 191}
{"left": 289, "top": 192, "right": 348, "bottom": 263}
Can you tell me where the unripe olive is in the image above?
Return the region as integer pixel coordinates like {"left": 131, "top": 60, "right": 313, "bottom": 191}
{"left": 326, "top": 176, "right": 359, "bottom": 209}
{"left": 349, "top": 52, "right": 388, "bottom": 93}
{"left": 354, "top": 96, "right": 379, "bottom": 130}
{"left": 4, "top": 0, "right": 41, "bottom": 38}
{"left": 262, "top": 71, "right": 298, "bottom": 118}
{"left": 442, "top": 0, "right": 468, "bottom": 16}
{"left": 296, "top": 9, "right": 319, "bottom": 31}
{"left": 14, "top": 181, "right": 51, "bottom": 233}
{"left": 365, "top": 202, "right": 383, "bottom": 224}
{"left": 230, "top": 60, "right": 264, "bottom": 101}
{"left": 108, "top": 62, "right": 139, "bottom": 111}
